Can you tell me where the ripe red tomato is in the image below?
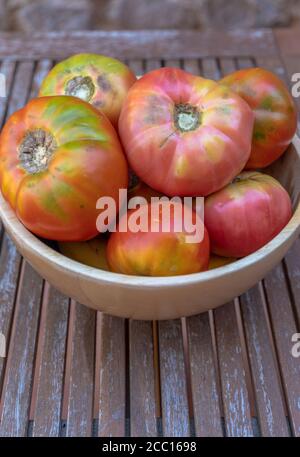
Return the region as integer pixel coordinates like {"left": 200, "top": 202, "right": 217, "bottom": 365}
{"left": 205, "top": 172, "right": 292, "bottom": 257}
{"left": 119, "top": 67, "right": 254, "bottom": 197}
{"left": 39, "top": 53, "right": 137, "bottom": 127}
{"left": 221, "top": 67, "right": 297, "bottom": 168}
{"left": 107, "top": 201, "right": 210, "bottom": 276}
{"left": 0, "top": 96, "right": 128, "bottom": 241}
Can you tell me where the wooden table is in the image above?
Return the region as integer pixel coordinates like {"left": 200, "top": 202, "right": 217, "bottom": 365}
{"left": 0, "top": 29, "right": 299, "bottom": 437}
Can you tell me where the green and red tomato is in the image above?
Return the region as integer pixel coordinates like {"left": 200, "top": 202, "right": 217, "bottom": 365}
{"left": 221, "top": 67, "right": 297, "bottom": 168}
{"left": 0, "top": 96, "right": 128, "bottom": 241}
{"left": 107, "top": 201, "right": 210, "bottom": 276}
{"left": 39, "top": 53, "right": 137, "bottom": 127}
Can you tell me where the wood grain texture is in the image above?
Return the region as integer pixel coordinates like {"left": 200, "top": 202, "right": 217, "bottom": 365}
{"left": 129, "top": 320, "right": 157, "bottom": 437}
{"left": 214, "top": 303, "right": 253, "bottom": 437}
{"left": 187, "top": 314, "right": 223, "bottom": 436}
{"left": 284, "top": 238, "right": 300, "bottom": 325}
{"left": 263, "top": 264, "right": 300, "bottom": 436}
{"left": 0, "top": 60, "right": 16, "bottom": 127}
{"left": 31, "top": 286, "right": 69, "bottom": 437}
{"left": 6, "top": 61, "right": 34, "bottom": 117}
{"left": 97, "top": 315, "right": 126, "bottom": 437}
{"left": 240, "top": 284, "right": 290, "bottom": 436}
{"left": 159, "top": 319, "right": 190, "bottom": 437}
{"left": 0, "top": 30, "right": 277, "bottom": 60}
{"left": 0, "top": 261, "right": 43, "bottom": 436}
{"left": 0, "top": 234, "right": 21, "bottom": 388}
{"left": 28, "top": 59, "right": 53, "bottom": 99}
{"left": 64, "top": 301, "right": 96, "bottom": 437}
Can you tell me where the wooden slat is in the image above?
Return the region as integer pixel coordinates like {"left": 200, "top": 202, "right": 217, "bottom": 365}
{"left": 187, "top": 314, "right": 223, "bottom": 436}
{"left": 183, "top": 59, "right": 200, "bottom": 76}
{"left": 0, "top": 261, "right": 43, "bottom": 436}
{"left": 263, "top": 264, "right": 300, "bottom": 436}
{"left": 129, "top": 321, "right": 157, "bottom": 437}
{"left": 0, "top": 60, "right": 16, "bottom": 127}
{"left": 6, "top": 61, "right": 34, "bottom": 117}
{"left": 275, "top": 27, "right": 300, "bottom": 57}
{"left": 0, "top": 58, "right": 34, "bottom": 399}
{"left": 214, "top": 303, "right": 253, "bottom": 437}
{"left": 28, "top": 59, "right": 53, "bottom": 99}
{"left": 31, "top": 286, "right": 69, "bottom": 436}
{"left": 97, "top": 315, "right": 126, "bottom": 437}
{"left": 284, "top": 239, "right": 300, "bottom": 325}
{"left": 64, "top": 301, "right": 96, "bottom": 437}
{"left": 145, "top": 59, "right": 162, "bottom": 72}
{"left": 0, "top": 30, "right": 277, "bottom": 60}
{"left": 219, "top": 58, "right": 236, "bottom": 76}
{"left": 236, "top": 57, "right": 254, "bottom": 69}
{"left": 240, "top": 285, "right": 290, "bottom": 436}
{"left": 159, "top": 319, "right": 190, "bottom": 437}
{"left": 0, "top": 235, "right": 21, "bottom": 389}
{"left": 202, "top": 57, "right": 220, "bottom": 80}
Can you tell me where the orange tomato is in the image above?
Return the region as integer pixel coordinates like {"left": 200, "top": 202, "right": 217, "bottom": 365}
{"left": 0, "top": 96, "right": 128, "bottom": 241}
{"left": 107, "top": 201, "right": 210, "bottom": 276}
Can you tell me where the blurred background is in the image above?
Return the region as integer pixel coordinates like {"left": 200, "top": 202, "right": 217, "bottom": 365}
{"left": 0, "top": 0, "right": 300, "bottom": 32}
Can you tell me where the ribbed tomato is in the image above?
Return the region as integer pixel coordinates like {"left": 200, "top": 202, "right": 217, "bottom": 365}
{"left": 0, "top": 96, "right": 128, "bottom": 241}
{"left": 107, "top": 201, "right": 210, "bottom": 276}
{"left": 205, "top": 172, "right": 292, "bottom": 257}
{"left": 119, "top": 67, "right": 254, "bottom": 197}
{"left": 39, "top": 53, "right": 137, "bottom": 127}
{"left": 221, "top": 67, "right": 297, "bottom": 168}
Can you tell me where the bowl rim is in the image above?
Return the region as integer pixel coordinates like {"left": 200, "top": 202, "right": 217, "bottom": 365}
{"left": 1, "top": 136, "right": 300, "bottom": 289}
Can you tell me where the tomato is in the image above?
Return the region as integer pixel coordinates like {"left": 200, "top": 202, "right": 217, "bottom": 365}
{"left": 59, "top": 237, "right": 109, "bottom": 270}
{"left": 119, "top": 67, "right": 254, "bottom": 197}
{"left": 39, "top": 53, "right": 137, "bottom": 127}
{"left": 205, "top": 172, "right": 292, "bottom": 258}
{"left": 0, "top": 96, "right": 128, "bottom": 241}
{"left": 220, "top": 67, "right": 297, "bottom": 168}
{"left": 107, "top": 201, "right": 210, "bottom": 276}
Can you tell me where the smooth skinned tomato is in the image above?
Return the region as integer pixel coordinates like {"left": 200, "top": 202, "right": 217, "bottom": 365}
{"left": 119, "top": 67, "right": 254, "bottom": 197}
{"left": 0, "top": 96, "right": 128, "bottom": 241}
{"left": 205, "top": 172, "right": 292, "bottom": 258}
{"left": 107, "top": 201, "right": 210, "bottom": 276}
{"left": 39, "top": 53, "right": 137, "bottom": 127}
{"left": 221, "top": 67, "right": 297, "bottom": 168}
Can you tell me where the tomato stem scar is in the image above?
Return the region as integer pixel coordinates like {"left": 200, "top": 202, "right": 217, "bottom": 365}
{"left": 174, "top": 103, "right": 200, "bottom": 132}
{"left": 19, "top": 129, "right": 57, "bottom": 174}
{"left": 65, "top": 75, "right": 95, "bottom": 101}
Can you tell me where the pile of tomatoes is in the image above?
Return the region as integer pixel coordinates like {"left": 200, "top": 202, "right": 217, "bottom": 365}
{"left": 0, "top": 53, "right": 296, "bottom": 276}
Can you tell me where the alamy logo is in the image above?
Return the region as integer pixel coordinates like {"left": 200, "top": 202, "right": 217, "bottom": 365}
{"left": 291, "top": 73, "right": 300, "bottom": 98}
{"left": 0, "top": 332, "right": 5, "bottom": 358}
{"left": 291, "top": 333, "right": 300, "bottom": 358}
{"left": 0, "top": 73, "right": 6, "bottom": 98}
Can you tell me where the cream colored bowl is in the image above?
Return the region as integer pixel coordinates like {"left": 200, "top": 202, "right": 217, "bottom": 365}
{"left": 1, "top": 137, "right": 300, "bottom": 320}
